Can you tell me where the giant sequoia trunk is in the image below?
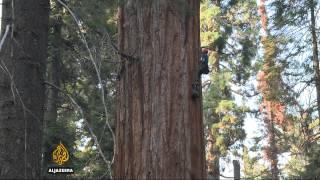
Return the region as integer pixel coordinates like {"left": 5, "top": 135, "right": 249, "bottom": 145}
{"left": 114, "top": 0, "right": 205, "bottom": 178}
{"left": 0, "top": 0, "right": 49, "bottom": 178}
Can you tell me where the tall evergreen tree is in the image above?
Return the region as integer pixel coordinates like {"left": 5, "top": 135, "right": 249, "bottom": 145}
{"left": 257, "top": 0, "right": 287, "bottom": 178}
{"left": 270, "top": 0, "right": 320, "bottom": 177}
{"left": 200, "top": 0, "right": 258, "bottom": 178}
{"left": 0, "top": 0, "right": 50, "bottom": 178}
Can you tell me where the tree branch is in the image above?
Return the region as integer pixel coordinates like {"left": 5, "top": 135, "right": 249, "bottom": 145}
{"left": 44, "top": 81, "right": 113, "bottom": 178}
{"left": 55, "top": 1, "right": 116, "bottom": 178}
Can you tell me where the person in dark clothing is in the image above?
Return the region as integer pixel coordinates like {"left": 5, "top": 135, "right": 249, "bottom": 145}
{"left": 199, "top": 48, "right": 209, "bottom": 76}
{"left": 192, "top": 48, "right": 210, "bottom": 98}
{"left": 201, "top": 48, "right": 209, "bottom": 64}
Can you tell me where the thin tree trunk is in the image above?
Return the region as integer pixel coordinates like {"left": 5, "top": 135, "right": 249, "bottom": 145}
{"left": 233, "top": 160, "right": 240, "bottom": 180}
{"left": 267, "top": 112, "right": 279, "bottom": 180}
{"left": 212, "top": 157, "right": 220, "bottom": 179}
{"left": 207, "top": 133, "right": 220, "bottom": 179}
{"left": 44, "top": 2, "right": 62, "bottom": 127}
{"left": 42, "top": 2, "right": 62, "bottom": 177}
{"left": 115, "top": 0, "right": 205, "bottom": 178}
{"left": 258, "top": 1, "right": 279, "bottom": 179}
{"left": 310, "top": 0, "right": 320, "bottom": 118}
{"left": 0, "top": 0, "right": 49, "bottom": 178}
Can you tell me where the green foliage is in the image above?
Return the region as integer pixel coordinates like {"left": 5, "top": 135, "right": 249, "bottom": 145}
{"left": 43, "top": 0, "right": 118, "bottom": 178}
{"left": 200, "top": 2, "right": 220, "bottom": 46}
{"left": 42, "top": 114, "right": 77, "bottom": 179}
{"left": 201, "top": 0, "right": 258, "bottom": 176}
{"left": 279, "top": 115, "right": 320, "bottom": 178}
{"left": 40, "top": 0, "right": 320, "bottom": 179}
{"left": 282, "top": 144, "right": 320, "bottom": 179}
{"left": 265, "top": 0, "right": 320, "bottom": 178}
{"left": 242, "top": 146, "right": 269, "bottom": 179}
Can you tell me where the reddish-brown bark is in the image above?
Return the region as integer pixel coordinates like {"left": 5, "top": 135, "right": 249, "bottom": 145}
{"left": 114, "top": 0, "right": 205, "bottom": 178}
{"left": 257, "top": 0, "right": 280, "bottom": 179}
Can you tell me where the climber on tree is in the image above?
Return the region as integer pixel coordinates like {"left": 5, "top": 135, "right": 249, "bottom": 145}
{"left": 198, "top": 48, "right": 209, "bottom": 77}
{"left": 192, "top": 48, "right": 210, "bottom": 99}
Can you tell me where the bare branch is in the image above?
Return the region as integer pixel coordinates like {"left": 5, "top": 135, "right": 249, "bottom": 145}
{"left": 44, "top": 81, "right": 113, "bottom": 178}
{"left": 0, "top": 25, "right": 10, "bottom": 51}
{"left": 55, "top": 0, "right": 116, "bottom": 176}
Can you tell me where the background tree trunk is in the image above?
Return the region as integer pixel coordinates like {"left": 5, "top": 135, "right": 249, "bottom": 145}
{"left": 44, "top": 2, "right": 62, "bottom": 127}
{"left": 0, "top": 0, "right": 49, "bottom": 178}
{"left": 207, "top": 132, "right": 220, "bottom": 179}
{"left": 114, "top": 0, "right": 205, "bottom": 178}
{"left": 267, "top": 114, "right": 279, "bottom": 180}
{"left": 42, "top": 2, "right": 63, "bottom": 177}
{"left": 233, "top": 160, "right": 240, "bottom": 180}
{"left": 258, "top": 1, "right": 279, "bottom": 179}
{"left": 310, "top": 0, "right": 320, "bottom": 119}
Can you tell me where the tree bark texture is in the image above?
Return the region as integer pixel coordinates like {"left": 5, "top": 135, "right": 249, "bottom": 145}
{"left": 115, "top": 0, "right": 205, "bottom": 178}
{"left": 0, "top": 0, "right": 49, "bottom": 178}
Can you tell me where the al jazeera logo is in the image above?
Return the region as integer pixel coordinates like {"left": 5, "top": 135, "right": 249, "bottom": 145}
{"left": 47, "top": 141, "right": 74, "bottom": 174}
